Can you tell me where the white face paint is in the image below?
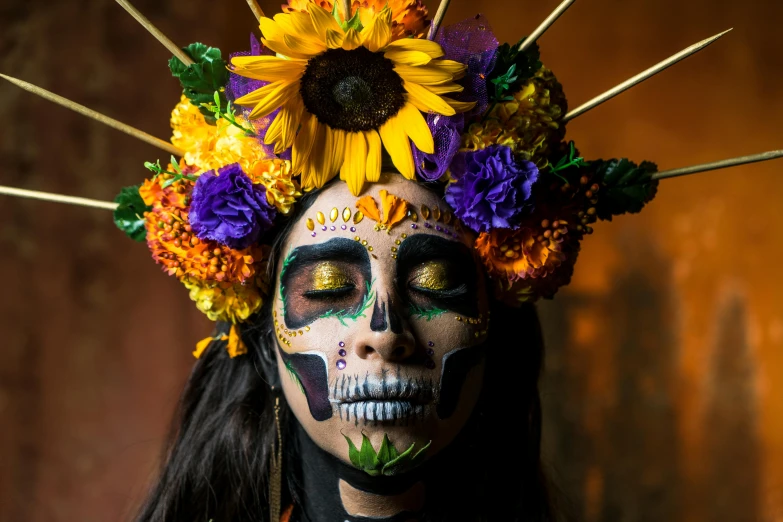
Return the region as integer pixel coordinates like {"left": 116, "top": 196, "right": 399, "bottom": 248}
{"left": 273, "top": 174, "right": 490, "bottom": 469}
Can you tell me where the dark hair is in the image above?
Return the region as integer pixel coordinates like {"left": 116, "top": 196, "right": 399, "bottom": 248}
{"left": 134, "top": 182, "right": 559, "bottom": 522}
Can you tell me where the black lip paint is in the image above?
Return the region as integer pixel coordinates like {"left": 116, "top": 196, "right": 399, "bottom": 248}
{"left": 278, "top": 347, "right": 333, "bottom": 421}
{"left": 436, "top": 344, "right": 485, "bottom": 419}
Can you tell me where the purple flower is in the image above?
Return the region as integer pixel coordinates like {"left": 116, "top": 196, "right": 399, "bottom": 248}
{"left": 414, "top": 114, "right": 464, "bottom": 182}
{"left": 189, "top": 163, "right": 276, "bottom": 249}
{"left": 444, "top": 145, "right": 538, "bottom": 233}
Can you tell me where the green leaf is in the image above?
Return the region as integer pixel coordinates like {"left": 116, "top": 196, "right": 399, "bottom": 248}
{"left": 591, "top": 158, "right": 659, "bottom": 221}
{"left": 486, "top": 37, "right": 542, "bottom": 101}
{"left": 359, "top": 432, "right": 380, "bottom": 470}
{"left": 381, "top": 442, "right": 417, "bottom": 476}
{"left": 168, "top": 42, "right": 230, "bottom": 123}
{"left": 113, "top": 185, "right": 151, "bottom": 242}
{"left": 377, "top": 434, "right": 393, "bottom": 464}
{"left": 410, "top": 440, "right": 432, "bottom": 466}
{"left": 343, "top": 434, "right": 362, "bottom": 468}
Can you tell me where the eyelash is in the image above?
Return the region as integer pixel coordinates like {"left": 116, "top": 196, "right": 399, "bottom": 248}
{"left": 302, "top": 285, "right": 356, "bottom": 300}
{"left": 408, "top": 283, "right": 468, "bottom": 299}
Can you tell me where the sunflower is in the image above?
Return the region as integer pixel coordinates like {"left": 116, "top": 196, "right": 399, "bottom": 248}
{"left": 231, "top": 4, "right": 473, "bottom": 195}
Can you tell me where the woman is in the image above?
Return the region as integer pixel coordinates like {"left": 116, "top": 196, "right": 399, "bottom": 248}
{"left": 136, "top": 174, "right": 558, "bottom": 521}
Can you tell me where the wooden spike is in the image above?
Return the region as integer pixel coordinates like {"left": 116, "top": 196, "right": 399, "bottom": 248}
{"left": 518, "top": 0, "right": 576, "bottom": 53}
{"left": 341, "top": 0, "right": 352, "bottom": 20}
{"left": 653, "top": 149, "right": 783, "bottom": 180}
{"left": 563, "top": 28, "right": 732, "bottom": 122}
{"left": 245, "top": 0, "right": 265, "bottom": 21}
{"left": 0, "top": 74, "right": 185, "bottom": 156}
{"left": 427, "top": 0, "right": 452, "bottom": 40}
{"left": 0, "top": 185, "right": 118, "bottom": 211}
{"left": 115, "top": 0, "right": 194, "bottom": 66}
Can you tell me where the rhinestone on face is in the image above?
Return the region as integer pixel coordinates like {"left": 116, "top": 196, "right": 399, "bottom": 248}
{"left": 342, "top": 207, "right": 351, "bottom": 222}
{"left": 316, "top": 211, "right": 325, "bottom": 225}
{"left": 338, "top": 349, "right": 347, "bottom": 357}
{"left": 421, "top": 205, "right": 431, "bottom": 220}
{"left": 330, "top": 207, "right": 339, "bottom": 222}
{"left": 336, "top": 359, "right": 347, "bottom": 370}
{"left": 353, "top": 211, "right": 364, "bottom": 224}
{"left": 306, "top": 218, "right": 315, "bottom": 231}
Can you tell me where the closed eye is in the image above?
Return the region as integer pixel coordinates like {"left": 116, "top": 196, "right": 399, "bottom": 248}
{"left": 409, "top": 283, "right": 468, "bottom": 299}
{"left": 302, "top": 285, "right": 356, "bottom": 300}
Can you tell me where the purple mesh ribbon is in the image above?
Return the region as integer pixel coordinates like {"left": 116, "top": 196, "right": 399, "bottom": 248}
{"left": 413, "top": 15, "right": 498, "bottom": 181}
{"left": 226, "top": 34, "right": 290, "bottom": 160}
{"left": 436, "top": 14, "right": 498, "bottom": 118}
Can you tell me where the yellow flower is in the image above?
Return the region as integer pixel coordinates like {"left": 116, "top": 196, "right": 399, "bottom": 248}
{"left": 193, "top": 325, "right": 248, "bottom": 359}
{"left": 283, "top": 0, "right": 429, "bottom": 39}
{"left": 170, "top": 95, "right": 268, "bottom": 174}
{"left": 231, "top": 4, "right": 473, "bottom": 196}
{"left": 182, "top": 276, "right": 265, "bottom": 323}
{"left": 462, "top": 67, "right": 566, "bottom": 169}
{"left": 249, "top": 157, "right": 302, "bottom": 215}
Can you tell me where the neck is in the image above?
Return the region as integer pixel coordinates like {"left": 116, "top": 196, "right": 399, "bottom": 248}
{"left": 288, "top": 421, "right": 483, "bottom": 522}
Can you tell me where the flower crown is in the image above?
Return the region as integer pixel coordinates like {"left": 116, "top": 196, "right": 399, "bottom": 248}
{"left": 13, "top": 0, "right": 751, "bottom": 357}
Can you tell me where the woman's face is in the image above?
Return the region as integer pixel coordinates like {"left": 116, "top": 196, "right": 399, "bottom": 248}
{"left": 273, "top": 174, "right": 489, "bottom": 470}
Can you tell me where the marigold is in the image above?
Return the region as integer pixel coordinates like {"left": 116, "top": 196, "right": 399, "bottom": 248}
{"left": 249, "top": 157, "right": 301, "bottom": 214}
{"left": 475, "top": 220, "right": 581, "bottom": 303}
{"left": 283, "top": 0, "right": 429, "bottom": 39}
{"left": 170, "top": 95, "right": 268, "bottom": 174}
{"left": 183, "top": 276, "right": 265, "bottom": 323}
{"left": 462, "top": 67, "right": 567, "bottom": 169}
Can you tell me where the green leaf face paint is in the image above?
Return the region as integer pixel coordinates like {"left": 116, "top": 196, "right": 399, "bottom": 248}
{"left": 344, "top": 433, "right": 431, "bottom": 477}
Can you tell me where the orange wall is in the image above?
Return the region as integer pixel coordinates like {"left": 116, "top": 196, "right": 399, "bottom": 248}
{"left": 0, "top": 0, "right": 781, "bottom": 520}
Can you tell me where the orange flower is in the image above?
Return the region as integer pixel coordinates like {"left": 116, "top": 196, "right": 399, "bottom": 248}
{"left": 142, "top": 175, "right": 263, "bottom": 284}
{"left": 283, "top": 0, "right": 429, "bottom": 39}
{"left": 356, "top": 189, "right": 409, "bottom": 229}
{"left": 248, "top": 157, "right": 301, "bottom": 215}
{"left": 193, "top": 325, "right": 249, "bottom": 358}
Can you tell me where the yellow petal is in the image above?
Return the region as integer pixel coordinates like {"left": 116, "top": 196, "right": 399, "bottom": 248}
{"left": 193, "top": 336, "right": 213, "bottom": 358}
{"left": 356, "top": 195, "right": 382, "bottom": 222}
{"left": 340, "top": 132, "right": 367, "bottom": 196}
{"left": 365, "top": 130, "right": 382, "bottom": 183}
{"left": 265, "top": 97, "right": 303, "bottom": 152}
{"left": 274, "top": 11, "right": 318, "bottom": 39}
{"left": 307, "top": 2, "right": 342, "bottom": 39}
{"left": 227, "top": 325, "right": 248, "bottom": 358}
{"left": 427, "top": 59, "right": 468, "bottom": 80}
{"left": 311, "top": 122, "right": 338, "bottom": 188}
{"left": 231, "top": 57, "right": 306, "bottom": 82}
{"left": 379, "top": 111, "right": 414, "bottom": 179}
{"left": 342, "top": 28, "right": 362, "bottom": 50}
{"left": 284, "top": 33, "right": 326, "bottom": 56}
{"left": 234, "top": 80, "right": 281, "bottom": 106}
{"left": 442, "top": 97, "right": 477, "bottom": 113}
{"left": 385, "top": 38, "right": 445, "bottom": 58}
{"left": 384, "top": 49, "right": 432, "bottom": 66}
{"left": 423, "top": 82, "right": 464, "bottom": 95}
{"left": 398, "top": 102, "right": 433, "bottom": 154}
{"left": 302, "top": 121, "right": 327, "bottom": 191}
{"left": 247, "top": 81, "right": 300, "bottom": 120}
{"left": 403, "top": 80, "right": 456, "bottom": 116}
{"left": 330, "top": 128, "right": 346, "bottom": 176}
{"left": 394, "top": 64, "right": 456, "bottom": 85}
{"left": 259, "top": 17, "right": 285, "bottom": 41}
{"left": 260, "top": 37, "right": 312, "bottom": 60}
{"left": 325, "top": 29, "right": 345, "bottom": 49}
{"left": 293, "top": 112, "right": 317, "bottom": 175}
{"left": 360, "top": 6, "right": 392, "bottom": 52}
{"left": 379, "top": 189, "right": 408, "bottom": 228}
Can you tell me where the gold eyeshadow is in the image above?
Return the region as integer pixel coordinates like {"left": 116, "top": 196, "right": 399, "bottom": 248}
{"left": 410, "top": 260, "right": 452, "bottom": 291}
{"left": 311, "top": 262, "right": 353, "bottom": 291}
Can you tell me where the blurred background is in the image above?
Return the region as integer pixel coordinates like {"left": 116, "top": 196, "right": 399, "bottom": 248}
{"left": 1, "top": 0, "right": 781, "bottom": 520}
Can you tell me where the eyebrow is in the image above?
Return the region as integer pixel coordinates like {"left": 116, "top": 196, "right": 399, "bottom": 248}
{"left": 280, "top": 237, "right": 370, "bottom": 282}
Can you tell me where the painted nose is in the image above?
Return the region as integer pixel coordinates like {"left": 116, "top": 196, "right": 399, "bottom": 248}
{"left": 353, "top": 296, "right": 416, "bottom": 362}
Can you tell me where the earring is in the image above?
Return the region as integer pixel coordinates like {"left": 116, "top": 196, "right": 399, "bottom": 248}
{"left": 269, "top": 395, "right": 283, "bottom": 522}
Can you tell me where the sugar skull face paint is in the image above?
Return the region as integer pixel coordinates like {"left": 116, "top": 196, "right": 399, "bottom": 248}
{"left": 273, "top": 174, "right": 490, "bottom": 468}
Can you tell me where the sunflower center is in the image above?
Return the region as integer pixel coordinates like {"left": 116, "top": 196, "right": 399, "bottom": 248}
{"left": 300, "top": 47, "right": 406, "bottom": 132}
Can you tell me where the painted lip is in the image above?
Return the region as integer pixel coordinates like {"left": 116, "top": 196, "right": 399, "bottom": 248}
{"left": 329, "top": 373, "right": 436, "bottom": 406}
{"left": 335, "top": 400, "right": 430, "bottom": 424}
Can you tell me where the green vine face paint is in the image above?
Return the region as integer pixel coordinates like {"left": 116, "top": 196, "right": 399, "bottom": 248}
{"left": 273, "top": 174, "right": 490, "bottom": 472}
